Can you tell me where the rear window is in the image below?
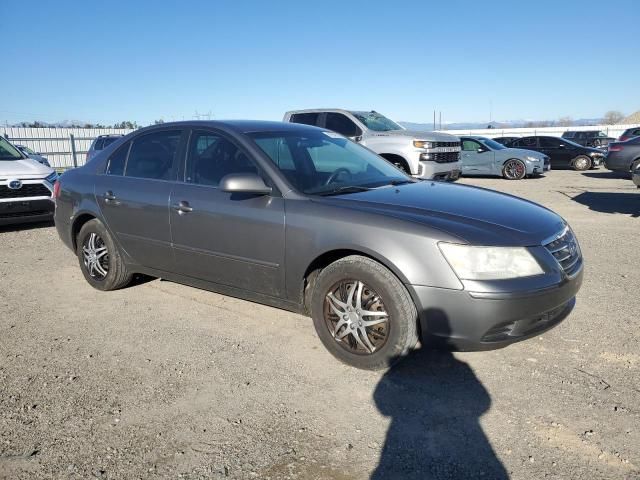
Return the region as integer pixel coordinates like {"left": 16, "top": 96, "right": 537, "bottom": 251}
{"left": 290, "top": 113, "right": 320, "bottom": 126}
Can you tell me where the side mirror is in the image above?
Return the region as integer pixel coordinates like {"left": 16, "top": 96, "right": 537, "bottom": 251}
{"left": 219, "top": 173, "right": 272, "bottom": 195}
{"left": 477, "top": 147, "right": 487, "bottom": 153}
{"left": 558, "top": 144, "right": 566, "bottom": 149}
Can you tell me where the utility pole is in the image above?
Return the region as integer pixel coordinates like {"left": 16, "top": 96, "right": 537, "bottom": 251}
{"left": 439, "top": 111, "right": 442, "bottom": 130}
{"left": 433, "top": 110, "right": 436, "bottom": 130}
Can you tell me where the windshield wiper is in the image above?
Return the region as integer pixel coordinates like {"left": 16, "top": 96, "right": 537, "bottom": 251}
{"left": 316, "top": 185, "right": 373, "bottom": 196}
{"left": 386, "top": 179, "right": 414, "bottom": 186}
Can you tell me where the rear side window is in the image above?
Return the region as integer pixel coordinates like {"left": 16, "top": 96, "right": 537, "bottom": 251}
{"left": 290, "top": 113, "right": 320, "bottom": 126}
{"left": 513, "top": 137, "right": 537, "bottom": 148}
{"left": 125, "top": 130, "right": 181, "bottom": 180}
{"left": 105, "top": 142, "right": 130, "bottom": 175}
{"left": 324, "top": 113, "right": 362, "bottom": 137}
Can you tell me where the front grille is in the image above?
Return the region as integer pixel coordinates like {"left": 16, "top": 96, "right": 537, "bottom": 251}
{"left": 0, "top": 184, "right": 51, "bottom": 199}
{"left": 432, "top": 152, "right": 460, "bottom": 163}
{"left": 544, "top": 228, "right": 581, "bottom": 276}
{"left": 432, "top": 141, "right": 460, "bottom": 149}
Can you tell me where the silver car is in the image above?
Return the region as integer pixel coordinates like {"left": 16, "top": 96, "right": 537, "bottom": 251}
{"left": 54, "top": 121, "right": 583, "bottom": 370}
{"left": 460, "top": 136, "right": 550, "bottom": 180}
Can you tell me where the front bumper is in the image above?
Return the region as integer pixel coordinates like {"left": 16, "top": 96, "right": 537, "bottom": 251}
{"left": 416, "top": 160, "right": 461, "bottom": 181}
{"left": 0, "top": 198, "right": 54, "bottom": 226}
{"left": 410, "top": 266, "right": 583, "bottom": 351}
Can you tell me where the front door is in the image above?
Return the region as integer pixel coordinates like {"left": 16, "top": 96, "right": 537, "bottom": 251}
{"left": 169, "top": 129, "right": 285, "bottom": 297}
{"left": 539, "top": 137, "right": 573, "bottom": 168}
{"left": 95, "top": 129, "right": 185, "bottom": 271}
{"left": 461, "top": 139, "right": 493, "bottom": 174}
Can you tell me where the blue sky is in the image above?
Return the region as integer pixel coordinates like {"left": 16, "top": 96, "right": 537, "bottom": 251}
{"left": 2, "top": 0, "right": 638, "bottom": 126}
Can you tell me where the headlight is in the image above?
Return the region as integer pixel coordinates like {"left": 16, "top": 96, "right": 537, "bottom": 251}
{"left": 413, "top": 140, "right": 433, "bottom": 149}
{"left": 45, "top": 172, "right": 58, "bottom": 184}
{"left": 439, "top": 243, "right": 544, "bottom": 280}
{"left": 590, "top": 152, "right": 604, "bottom": 157}
{"left": 525, "top": 156, "right": 540, "bottom": 162}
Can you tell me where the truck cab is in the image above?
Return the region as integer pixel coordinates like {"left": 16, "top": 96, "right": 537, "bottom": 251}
{"left": 283, "top": 109, "right": 461, "bottom": 181}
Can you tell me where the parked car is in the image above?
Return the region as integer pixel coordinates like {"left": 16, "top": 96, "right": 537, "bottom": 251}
{"left": 283, "top": 109, "right": 461, "bottom": 181}
{"left": 86, "top": 134, "right": 122, "bottom": 162}
{"left": 0, "top": 135, "right": 57, "bottom": 225}
{"left": 16, "top": 145, "right": 51, "bottom": 167}
{"left": 460, "top": 136, "right": 549, "bottom": 180}
{"left": 561, "top": 131, "right": 614, "bottom": 149}
{"left": 604, "top": 136, "right": 640, "bottom": 175}
{"left": 509, "top": 136, "right": 605, "bottom": 170}
{"left": 492, "top": 136, "right": 520, "bottom": 146}
{"left": 618, "top": 127, "right": 640, "bottom": 142}
{"left": 54, "top": 121, "right": 583, "bottom": 370}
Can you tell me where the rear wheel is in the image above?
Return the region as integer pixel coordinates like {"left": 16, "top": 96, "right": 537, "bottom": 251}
{"left": 76, "top": 219, "right": 132, "bottom": 291}
{"left": 311, "top": 255, "right": 418, "bottom": 370}
{"left": 630, "top": 159, "right": 640, "bottom": 178}
{"left": 502, "top": 159, "right": 526, "bottom": 180}
{"left": 572, "top": 155, "right": 592, "bottom": 171}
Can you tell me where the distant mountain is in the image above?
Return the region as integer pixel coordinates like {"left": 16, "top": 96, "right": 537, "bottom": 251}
{"left": 399, "top": 118, "right": 606, "bottom": 131}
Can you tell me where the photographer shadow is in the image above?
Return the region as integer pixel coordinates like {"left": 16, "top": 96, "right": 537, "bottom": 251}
{"left": 371, "top": 314, "right": 508, "bottom": 479}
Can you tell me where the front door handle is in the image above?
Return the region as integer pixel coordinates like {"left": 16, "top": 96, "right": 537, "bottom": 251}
{"left": 104, "top": 191, "right": 120, "bottom": 205}
{"left": 173, "top": 200, "right": 193, "bottom": 215}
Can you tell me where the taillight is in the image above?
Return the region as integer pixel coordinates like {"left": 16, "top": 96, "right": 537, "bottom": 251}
{"left": 53, "top": 181, "right": 61, "bottom": 199}
{"left": 608, "top": 145, "right": 624, "bottom": 152}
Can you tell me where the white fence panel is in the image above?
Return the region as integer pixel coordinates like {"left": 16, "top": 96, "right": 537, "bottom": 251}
{"left": 1, "top": 127, "right": 134, "bottom": 168}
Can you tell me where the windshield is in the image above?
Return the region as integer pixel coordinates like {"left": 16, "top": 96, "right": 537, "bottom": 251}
{"left": 350, "top": 111, "right": 402, "bottom": 132}
{"left": 0, "top": 137, "right": 23, "bottom": 161}
{"left": 478, "top": 137, "right": 506, "bottom": 150}
{"left": 250, "top": 130, "right": 412, "bottom": 195}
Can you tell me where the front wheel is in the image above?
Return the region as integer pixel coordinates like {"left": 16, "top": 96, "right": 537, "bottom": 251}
{"left": 572, "top": 155, "right": 592, "bottom": 171}
{"left": 502, "top": 159, "right": 527, "bottom": 180}
{"left": 76, "top": 219, "right": 132, "bottom": 291}
{"left": 311, "top": 255, "right": 418, "bottom": 370}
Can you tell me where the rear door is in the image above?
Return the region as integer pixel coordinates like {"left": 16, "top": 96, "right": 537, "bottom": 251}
{"left": 95, "top": 129, "right": 185, "bottom": 271}
{"left": 169, "top": 129, "right": 285, "bottom": 297}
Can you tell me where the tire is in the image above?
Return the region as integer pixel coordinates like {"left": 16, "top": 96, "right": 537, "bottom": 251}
{"left": 76, "top": 219, "right": 132, "bottom": 291}
{"left": 310, "top": 255, "right": 418, "bottom": 370}
{"left": 572, "top": 155, "right": 592, "bottom": 171}
{"left": 630, "top": 159, "right": 640, "bottom": 177}
{"left": 502, "top": 159, "right": 527, "bottom": 180}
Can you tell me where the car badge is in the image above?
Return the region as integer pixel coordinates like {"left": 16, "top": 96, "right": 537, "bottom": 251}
{"left": 8, "top": 179, "right": 22, "bottom": 190}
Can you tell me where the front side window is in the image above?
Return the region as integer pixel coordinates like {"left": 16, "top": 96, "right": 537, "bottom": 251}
{"left": 539, "top": 137, "right": 561, "bottom": 148}
{"left": 350, "top": 111, "right": 402, "bottom": 132}
{"left": 324, "top": 113, "right": 362, "bottom": 137}
{"left": 0, "top": 137, "right": 23, "bottom": 161}
{"left": 185, "top": 130, "right": 259, "bottom": 187}
{"left": 250, "top": 130, "right": 410, "bottom": 195}
{"left": 513, "top": 137, "right": 538, "bottom": 148}
{"left": 462, "top": 139, "right": 482, "bottom": 151}
{"left": 478, "top": 138, "right": 506, "bottom": 150}
{"left": 125, "top": 130, "right": 181, "bottom": 180}
{"left": 290, "top": 113, "right": 320, "bottom": 126}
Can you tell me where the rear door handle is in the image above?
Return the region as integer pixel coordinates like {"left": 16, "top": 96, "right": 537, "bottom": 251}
{"left": 104, "top": 191, "right": 120, "bottom": 205}
{"left": 173, "top": 200, "right": 193, "bottom": 214}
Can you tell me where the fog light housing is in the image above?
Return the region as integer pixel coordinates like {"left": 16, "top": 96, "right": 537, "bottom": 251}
{"left": 420, "top": 153, "right": 433, "bottom": 161}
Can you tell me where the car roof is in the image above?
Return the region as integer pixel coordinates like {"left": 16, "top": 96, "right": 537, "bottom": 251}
{"left": 286, "top": 108, "right": 354, "bottom": 115}
{"left": 130, "top": 120, "right": 324, "bottom": 135}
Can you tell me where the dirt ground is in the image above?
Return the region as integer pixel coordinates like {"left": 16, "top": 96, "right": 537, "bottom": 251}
{"left": 1, "top": 169, "right": 638, "bottom": 480}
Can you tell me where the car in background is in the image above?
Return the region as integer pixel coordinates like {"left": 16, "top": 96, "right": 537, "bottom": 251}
{"left": 460, "top": 136, "right": 549, "bottom": 180}
{"left": 604, "top": 136, "right": 640, "bottom": 176}
{"left": 492, "top": 136, "right": 520, "bottom": 146}
{"left": 617, "top": 127, "right": 640, "bottom": 142}
{"left": 54, "top": 121, "right": 582, "bottom": 370}
{"left": 0, "top": 135, "right": 57, "bottom": 225}
{"left": 561, "top": 131, "right": 615, "bottom": 149}
{"left": 16, "top": 145, "right": 51, "bottom": 167}
{"left": 283, "top": 109, "right": 461, "bottom": 181}
{"left": 86, "top": 134, "right": 122, "bottom": 162}
{"left": 509, "top": 136, "right": 604, "bottom": 170}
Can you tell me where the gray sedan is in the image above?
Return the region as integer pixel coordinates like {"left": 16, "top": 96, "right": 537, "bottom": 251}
{"left": 54, "top": 121, "right": 582, "bottom": 370}
{"left": 460, "top": 136, "right": 549, "bottom": 180}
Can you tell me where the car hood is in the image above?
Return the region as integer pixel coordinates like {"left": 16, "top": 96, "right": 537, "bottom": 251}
{"left": 367, "top": 129, "right": 460, "bottom": 142}
{"left": 0, "top": 158, "right": 54, "bottom": 179}
{"left": 315, "top": 181, "right": 565, "bottom": 246}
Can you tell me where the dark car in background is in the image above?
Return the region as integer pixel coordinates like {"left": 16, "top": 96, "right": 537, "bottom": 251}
{"left": 53, "top": 121, "right": 583, "bottom": 370}
{"left": 509, "top": 136, "right": 604, "bottom": 170}
{"left": 86, "top": 134, "right": 123, "bottom": 162}
{"left": 492, "top": 136, "right": 520, "bottom": 146}
{"left": 16, "top": 145, "right": 51, "bottom": 167}
{"left": 605, "top": 136, "right": 640, "bottom": 176}
{"left": 561, "top": 131, "right": 614, "bottom": 149}
{"left": 618, "top": 127, "right": 640, "bottom": 142}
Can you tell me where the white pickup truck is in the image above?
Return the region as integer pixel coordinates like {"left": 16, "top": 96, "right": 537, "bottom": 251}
{"left": 0, "top": 135, "right": 57, "bottom": 226}
{"left": 283, "top": 109, "right": 461, "bottom": 180}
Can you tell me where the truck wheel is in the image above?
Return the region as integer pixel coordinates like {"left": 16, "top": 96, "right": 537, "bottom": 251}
{"left": 311, "top": 255, "right": 418, "bottom": 370}
{"left": 76, "top": 219, "right": 132, "bottom": 291}
{"left": 572, "top": 156, "right": 592, "bottom": 171}
{"left": 502, "top": 159, "right": 526, "bottom": 180}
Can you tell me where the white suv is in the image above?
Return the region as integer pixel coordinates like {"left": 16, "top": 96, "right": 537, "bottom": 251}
{"left": 284, "top": 109, "right": 461, "bottom": 180}
{"left": 0, "top": 136, "right": 58, "bottom": 225}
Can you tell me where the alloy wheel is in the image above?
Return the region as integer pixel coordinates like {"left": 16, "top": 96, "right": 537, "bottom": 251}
{"left": 324, "top": 280, "right": 389, "bottom": 354}
{"left": 82, "top": 232, "right": 109, "bottom": 280}
{"left": 504, "top": 159, "right": 525, "bottom": 179}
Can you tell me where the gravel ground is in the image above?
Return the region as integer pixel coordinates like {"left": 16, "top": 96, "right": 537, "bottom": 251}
{"left": 0, "top": 169, "right": 638, "bottom": 480}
